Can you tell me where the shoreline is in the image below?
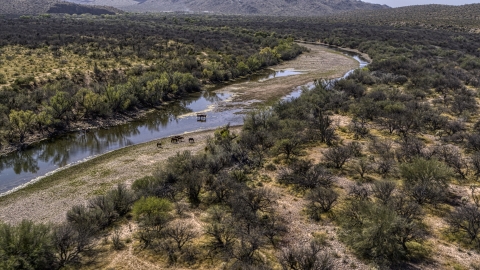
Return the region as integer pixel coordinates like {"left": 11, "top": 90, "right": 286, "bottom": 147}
{"left": 0, "top": 44, "right": 363, "bottom": 224}
{"left": 0, "top": 124, "right": 244, "bottom": 198}
{"left": 0, "top": 43, "right": 359, "bottom": 158}
{"left": 0, "top": 67, "right": 287, "bottom": 158}
{"left": 0, "top": 126, "right": 242, "bottom": 224}
{"left": 295, "top": 40, "right": 372, "bottom": 63}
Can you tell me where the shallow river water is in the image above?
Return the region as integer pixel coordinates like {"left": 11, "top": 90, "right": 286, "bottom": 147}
{"left": 0, "top": 46, "right": 369, "bottom": 195}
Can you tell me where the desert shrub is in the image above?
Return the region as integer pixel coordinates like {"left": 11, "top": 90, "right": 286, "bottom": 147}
{"left": 163, "top": 221, "right": 198, "bottom": 251}
{"left": 323, "top": 144, "right": 355, "bottom": 169}
{"left": 105, "top": 184, "right": 136, "bottom": 217}
{"left": 433, "top": 144, "right": 468, "bottom": 179}
{"left": 371, "top": 181, "right": 397, "bottom": 205}
{"left": 447, "top": 203, "right": 480, "bottom": 248}
{"left": 351, "top": 157, "right": 373, "bottom": 179}
{"left": 447, "top": 187, "right": 480, "bottom": 248}
{"left": 306, "top": 187, "right": 339, "bottom": 220}
{"left": 339, "top": 197, "right": 426, "bottom": 266}
{"left": 278, "top": 159, "right": 334, "bottom": 190}
{"left": 204, "top": 206, "right": 237, "bottom": 256}
{"left": 52, "top": 222, "right": 92, "bottom": 267}
{"left": 132, "top": 197, "right": 173, "bottom": 248}
{"left": 279, "top": 240, "right": 333, "bottom": 270}
{"left": 0, "top": 73, "right": 7, "bottom": 84}
{"left": 400, "top": 158, "right": 452, "bottom": 205}
{"left": 0, "top": 220, "right": 55, "bottom": 270}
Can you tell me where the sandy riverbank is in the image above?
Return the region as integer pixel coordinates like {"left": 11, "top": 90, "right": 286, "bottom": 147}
{"left": 225, "top": 43, "right": 359, "bottom": 103}
{"left": 0, "top": 126, "right": 242, "bottom": 224}
{"left": 0, "top": 44, "right": 359, "bottom": 225}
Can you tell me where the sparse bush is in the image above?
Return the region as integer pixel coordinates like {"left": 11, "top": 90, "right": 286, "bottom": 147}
{"left": 111, "top": 228, "right": 124, "bottom": 250}
{"left": 52, "top": 222, "right": 92, "bottom": 268}
{"left": 351, "top": 157, "right": 373, "bottom": 179}
{"left": 164, "top": 221, "right": 198, "bottom": 251}
{"left": 278, "top": 160, "right": 334, "bottom": 190}
{"left": 372, "top": 181, "right": 396, "bottom": 205}
{"left": 0, "top": 73, "right": 6, "bottom": 84}
{"left": 279, "top": 240, "right": 333, "bottom": 270}
{"left": 306, "top": 187, "right": 339, "bottom": 220}
{"left": 323, "top": 144, "right": 354, "bottom": 169}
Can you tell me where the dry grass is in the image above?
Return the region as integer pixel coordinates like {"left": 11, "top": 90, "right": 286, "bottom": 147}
{"left": 0, "top": 45, "right": 143, "bottom": 86}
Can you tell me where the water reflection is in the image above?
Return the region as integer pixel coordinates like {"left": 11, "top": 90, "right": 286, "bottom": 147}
{"left": 0, "top": 90, "right": 237, "bottom": 194}
{"left": 0, "top": 45, "right": 369, "bottom": 195}
{"left": 259, "top": 69, "right": 304, "bottom": 82}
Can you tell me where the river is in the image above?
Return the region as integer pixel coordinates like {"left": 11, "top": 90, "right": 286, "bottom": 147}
{"left": 0, "top": 46, "right": 369, "bottom": 196}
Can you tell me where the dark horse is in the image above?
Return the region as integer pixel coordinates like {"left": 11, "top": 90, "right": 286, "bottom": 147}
{"left": 189, "top": 138, "right": 194, "bottom": 143}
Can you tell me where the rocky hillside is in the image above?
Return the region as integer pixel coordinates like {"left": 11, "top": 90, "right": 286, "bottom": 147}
{"left": 0, "top": 0, "right": 121, "bottom": 15}
{"left": 0, "top": 0, "right": 59, "bottom": 15}
{"left": 66, "top": 0, "right": 389, "bottom": 16}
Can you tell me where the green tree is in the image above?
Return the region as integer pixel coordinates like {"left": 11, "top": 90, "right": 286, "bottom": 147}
{"left": 339, "top": 199, "right": 425, "bottom": 266}
{"left": 9, "top": 109, "right": 36, "bottom": 143}
{"left": 236, "top": 61, "right": 250, "bottom": 76}
{"left": 47, "top": 91, "right": 74, "bottom": 125}
{"left": 104, "top": 84, "right": 133, "bottom": 112}
{"left": 132, "top": 197, "right": 173, "bottom": 247}
{"left": 0, "top": 220, "right": 54, "bottom": 270}
{"left": 76, "top": 88, "right": 110, "bottom": 117}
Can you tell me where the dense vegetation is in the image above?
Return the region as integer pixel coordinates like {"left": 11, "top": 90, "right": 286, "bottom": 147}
{"left": 3, "top": 4, "right": 480, "bottom": 269}
{"left": 0, "top": 14, "right": 303, "bottom": 149}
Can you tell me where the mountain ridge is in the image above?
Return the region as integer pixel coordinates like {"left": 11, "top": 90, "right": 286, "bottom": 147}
{"left": 0, "top": 0, "right": 122, "bottom": 15}
{"left": 65, "top": 0, "right": 389, "bottom": 16}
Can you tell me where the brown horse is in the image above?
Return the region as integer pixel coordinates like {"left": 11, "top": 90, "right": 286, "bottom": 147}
{"left": 189, "top": 138, "right": 194, "bottom": 143}
{"left": 157, "top": 142, "right": 162, "bottom": 148}
{"left": 171, "top": 137, "right": 178, "bottom": 143}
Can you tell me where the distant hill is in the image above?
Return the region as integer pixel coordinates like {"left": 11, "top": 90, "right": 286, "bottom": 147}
{"left": 0, "top": 0, "right": 122, "bottom": 15}
{"left": 331, "top": 4, "right": 480, "bottom": 31}
{"left": 48, "top": 2, "right": 121, "bottom": 15}
{"left": 64, "top": 0, "right": 389, "bottom": 16}
{"left": 0, "top": 0, "right": 59, "bottom": 15}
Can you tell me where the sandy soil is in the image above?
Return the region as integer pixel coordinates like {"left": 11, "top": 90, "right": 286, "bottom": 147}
{"left": 222, "top": 43, "right": 359, "bottom": 103}
{"left": 0, "top": 127, "right": 240, "bottom": 225}
{"left": 0, "top": 44, "right": 357, "bottom": 225}
{"left": 0, "top": 45, "right": 369, "bottom": 269}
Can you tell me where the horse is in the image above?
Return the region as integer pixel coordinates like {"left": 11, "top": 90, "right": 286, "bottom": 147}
{"left": 157, "top": 142, "right": 162, "bottom": 148}
{"left": 189, "top": 138, "right": 194, "bottom": 143}
{"left": 171, "top": 137, "right": 178, "bottom": 143}
{"left": 176, "top": 136, "right": 184, "bottom": 142}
